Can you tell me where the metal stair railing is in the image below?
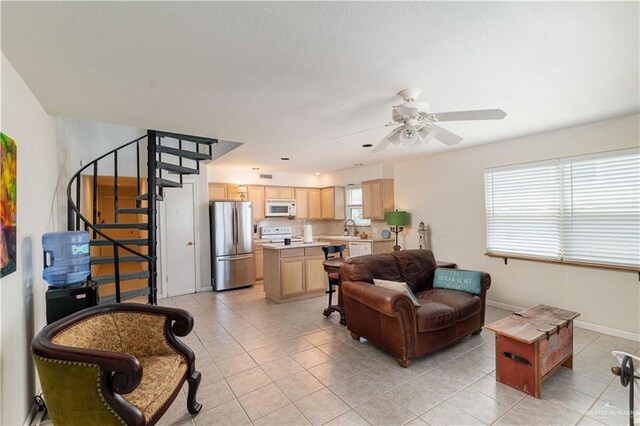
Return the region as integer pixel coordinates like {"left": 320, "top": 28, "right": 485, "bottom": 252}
{"left": 66, "top": 135, "right": 153, "bottom": 303}
{"left": 67, "top": 130, "right": 217, "bottom": 305}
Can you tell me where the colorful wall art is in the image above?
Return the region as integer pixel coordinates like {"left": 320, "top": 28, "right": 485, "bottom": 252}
{"left": 1, "top": 133, "right": 17, "bottom": 278}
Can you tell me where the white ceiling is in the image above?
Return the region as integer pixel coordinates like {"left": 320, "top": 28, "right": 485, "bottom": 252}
{"left": 2, "top": 2, "right": 638, "bottom": 174}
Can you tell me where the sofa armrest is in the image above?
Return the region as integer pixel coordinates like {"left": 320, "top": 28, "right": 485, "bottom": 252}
{"left": 342, "top": 280, "right": 417, "bottom": 318}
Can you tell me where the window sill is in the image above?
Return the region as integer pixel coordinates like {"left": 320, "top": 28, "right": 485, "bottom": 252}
{"left": 485, "top": 252, "right": 640, "bottom": 273}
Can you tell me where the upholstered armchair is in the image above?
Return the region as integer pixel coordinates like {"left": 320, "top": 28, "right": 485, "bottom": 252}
{"left": 341, "top": 250, "right": 491, "bottom": 367}
{"left": 32, "top": 303, "right": 202, "bottom": 425}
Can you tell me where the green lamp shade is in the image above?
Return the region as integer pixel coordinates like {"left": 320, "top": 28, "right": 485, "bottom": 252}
{"left": 386, "top": 211, "right": 409, "bottom": 226}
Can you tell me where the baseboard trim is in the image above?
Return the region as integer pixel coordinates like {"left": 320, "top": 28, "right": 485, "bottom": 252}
{"left": 486, "top": 299, "right": 640, "bottom": 343}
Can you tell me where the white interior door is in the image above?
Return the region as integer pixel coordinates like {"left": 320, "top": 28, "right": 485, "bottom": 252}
{"left": 163, "top": 182, "right": 197, "bottom": 296}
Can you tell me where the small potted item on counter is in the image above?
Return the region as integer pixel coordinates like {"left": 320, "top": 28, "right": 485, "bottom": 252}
{"left": 359, "top": 232, "right": 369, "bottom": 239}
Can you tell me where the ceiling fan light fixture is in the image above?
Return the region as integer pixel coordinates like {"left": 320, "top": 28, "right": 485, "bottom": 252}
{"left": 400, "top": 125, "right": 420, "bottom": 146}
{"left": 419, "top": 125, "right": 439, "bottom": 144}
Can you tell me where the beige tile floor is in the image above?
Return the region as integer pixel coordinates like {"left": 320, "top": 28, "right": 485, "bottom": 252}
{"left": 48, "top": 284, "right": 640, "bottom": 425}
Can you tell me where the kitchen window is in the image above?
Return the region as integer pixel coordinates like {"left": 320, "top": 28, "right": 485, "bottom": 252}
{"left": 484, "top": 148, "right": 639, "bottom": 270}
{"left": 346, "top": 186, "right": 371, "bottom": 226}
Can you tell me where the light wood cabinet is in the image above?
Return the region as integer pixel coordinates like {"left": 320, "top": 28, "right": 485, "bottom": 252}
{"left": 308, "top": 189, "right": 322, "bottom": 219}
{"left": 263, "top": 246, "right": 329, "bottom": 303}
{"left": 208, "top": 183, "right": 228, "bottom": 200}
{"left": 280, "top": 257, "right": 305, "bottom": 296}
{"left": 295, "top": 188, "right": 309, "bottom": 219}
{"left": 362, "top": 179, "right": 394, "bottom": 220}
{"left": 255, "top": 244, "right": 265, "bottom": 281}
{"left": 305, "top": 255, "right": 328, "bottom": 292}
{"left": 265, "top": 187, "right": 295, "bottom": 199}
{"left": 248, "top": 186, "right": 265, "bottom": 221}
{"left": 321, "top": 187, "right": 345, "bottom": 220}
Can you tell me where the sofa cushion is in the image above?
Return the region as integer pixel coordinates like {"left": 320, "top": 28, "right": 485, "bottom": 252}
{"left": 373, "top": 279, "right": 422, "bottom": 306}
{"left": 341, "top": 253, "right": 401, "bottom": 284}
{"left": 416, "top": 302, "right": 458, "bottom": 332}
{"left": 418, "top": 289, "right": 482, "bottom": 322}
{"left": 433, "top": 268, "right": 482, "bottom": 295}
{"left": 392, "top": 250, "right": 438, "bottom": 293}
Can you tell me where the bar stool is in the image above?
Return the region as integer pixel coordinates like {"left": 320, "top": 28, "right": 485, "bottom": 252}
{"left": 322, "top": 245, "right": 346, "bottom": 325}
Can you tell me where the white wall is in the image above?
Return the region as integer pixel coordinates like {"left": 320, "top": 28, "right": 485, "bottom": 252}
{"left": 208, "top": 166, "right": 323, "bottom": 187}
{"left": 394, "top": 114, "right": 640, "bottom": 339}
{"left": 321, "top": 163, "right": 394, "bottom": 187}
{"left": 0, "top": 54, "right": 60, "bottom": 425}
{"left": 209, "top": 162, "right": 394, "bottom": 189}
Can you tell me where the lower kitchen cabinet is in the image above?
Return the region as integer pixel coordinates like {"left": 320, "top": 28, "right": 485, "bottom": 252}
{"left": 305, "top": 255, "right": 328, "bottom": 292}
{"left": 255, "top": 244, "right": 265, "bottom": 281}
{"left": 263, "top": 245, "right": 328, "bottom": 303}
{"left": 281, "top": 257, "right": 305, "bottom": 296}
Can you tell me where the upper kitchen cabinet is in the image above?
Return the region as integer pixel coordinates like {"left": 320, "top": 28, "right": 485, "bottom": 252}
{"left": 308, "top": 189, "right": 322, "bottom": 219}
{"left": 362, "top": 179, "right": 394, "bottom": 220}
{"left": 295, "top": 188, "right": 309, "bottom": 219}
{"left": 265, "top": 187, "right": 295, "bottom": 199}
{"left": 321, "top": 187, "right": 345, "bottom": 220}
{"left": 208, "top": 183, "right": 228, "bottom": 200}
{"left": 248, "top": 185, "right": 265, "bottom": 221}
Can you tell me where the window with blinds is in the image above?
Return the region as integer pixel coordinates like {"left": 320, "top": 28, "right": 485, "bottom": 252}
{"left": 485, "top": 149, "right": 639, "bottom": 268}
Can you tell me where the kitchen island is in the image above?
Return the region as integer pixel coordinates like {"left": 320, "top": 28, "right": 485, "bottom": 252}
{"left": 263, "top": 242, "right": 329, "bottom": 303}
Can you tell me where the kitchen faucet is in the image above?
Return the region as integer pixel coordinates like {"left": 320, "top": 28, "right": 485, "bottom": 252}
{"left": 344, "top": 219, "right": 359, "bottom": 236}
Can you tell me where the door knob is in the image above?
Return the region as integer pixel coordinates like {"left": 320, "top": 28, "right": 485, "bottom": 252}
{"left": 187, "top": 241, "right": 194, "bottom": 246}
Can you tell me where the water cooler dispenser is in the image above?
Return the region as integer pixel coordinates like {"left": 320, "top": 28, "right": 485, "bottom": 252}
{"left": 42, "top": 231, "right": 98, "bottom": 324}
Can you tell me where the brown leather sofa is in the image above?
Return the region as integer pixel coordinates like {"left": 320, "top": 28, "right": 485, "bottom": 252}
{"left": 341, "top": 250, "right": 491, "bottom": 367}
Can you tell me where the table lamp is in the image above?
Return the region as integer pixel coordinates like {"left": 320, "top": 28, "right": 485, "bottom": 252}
{"left": 386, "top": 210, "right": 409, "bottom": 251}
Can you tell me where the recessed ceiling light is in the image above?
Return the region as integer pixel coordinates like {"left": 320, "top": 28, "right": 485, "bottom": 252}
{"left": 280, "top": 157, "right": 290, "bottom": 161}
{"left": 314, "top": 172, "right": 320, "bottom": 176}
{"left": 252, "top": 167, "right": 260, "bottom": 170}
{"left": 362, "top": 144, "right": 373, "bottom": 148}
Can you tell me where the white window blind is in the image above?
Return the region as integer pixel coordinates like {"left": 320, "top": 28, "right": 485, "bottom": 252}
{"left": 485, "top": 149, "right": 640, "bottom": 268}
{"left": 485, "top": 160, "right": 562, "bottom": 259}
{"left": 561, "top": 152, "right": 640, "bottom": 266}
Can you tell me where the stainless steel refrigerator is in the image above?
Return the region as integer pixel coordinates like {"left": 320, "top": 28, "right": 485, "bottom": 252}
{"left": 209, "top": 201, "right": 256, "bottom": 291}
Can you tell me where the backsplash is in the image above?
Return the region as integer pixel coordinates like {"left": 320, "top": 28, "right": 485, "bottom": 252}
{"left": 256, "top": 217, "right": 388, "bottom": 238}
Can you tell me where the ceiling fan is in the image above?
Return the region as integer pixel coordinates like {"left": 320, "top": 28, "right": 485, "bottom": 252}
{"left": 333, "top": 88, "right": 506, "bottom": 153}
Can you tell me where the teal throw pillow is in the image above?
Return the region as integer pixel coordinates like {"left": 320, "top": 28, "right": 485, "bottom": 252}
{"left": 433, "top": 268, "right": 481, "bottom": 295}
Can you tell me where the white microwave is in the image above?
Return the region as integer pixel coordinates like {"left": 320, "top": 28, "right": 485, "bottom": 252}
{"left": 265, "top": 199, "right": 296, "bottom": 217}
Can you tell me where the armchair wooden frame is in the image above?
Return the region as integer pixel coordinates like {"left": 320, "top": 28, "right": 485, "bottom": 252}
{"left": 32, "top": 303, "right": 202, "bottom": 426}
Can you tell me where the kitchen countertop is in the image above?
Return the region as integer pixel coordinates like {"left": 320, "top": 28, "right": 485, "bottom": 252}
{"left": 314, "top": 234, "right": 393, "bottom": 243}
{"left": 262, "top": 241, "right": 328, "bottom": 250}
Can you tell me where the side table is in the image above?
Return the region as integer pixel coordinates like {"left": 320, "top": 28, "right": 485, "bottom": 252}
{"left": 486, "top": 304, "right": 580, "bottom": 398}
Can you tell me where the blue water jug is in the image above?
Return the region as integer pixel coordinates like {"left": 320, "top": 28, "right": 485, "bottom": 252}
{"left": 42, "top": 231, "right": 90, "bottom": 287}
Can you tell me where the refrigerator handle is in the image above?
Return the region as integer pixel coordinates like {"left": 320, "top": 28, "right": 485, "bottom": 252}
{"left": 234, "top": 205, "right": 239, "bottom": 246}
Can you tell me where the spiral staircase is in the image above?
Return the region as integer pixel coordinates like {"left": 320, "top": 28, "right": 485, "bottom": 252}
{"left": 67, "top": 130, "right": 217, "bottom": 304}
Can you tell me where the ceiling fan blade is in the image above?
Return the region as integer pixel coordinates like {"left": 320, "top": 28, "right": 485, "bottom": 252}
{"left": 331, "top": 122, "right": 396, "bottom": 141}
{"left": 431, "top": 109, "right": 506, "bottom": 122}
{"left": 371, "top": 127, "right": 401, "bottom": 153}
{"left": 432, "top": 125, "right": 463, "bottom": 146}
{"left": 371, "top": 139, "right": 391, "bottom": 153}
